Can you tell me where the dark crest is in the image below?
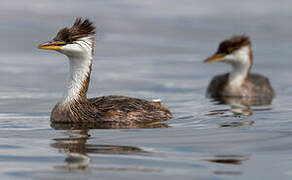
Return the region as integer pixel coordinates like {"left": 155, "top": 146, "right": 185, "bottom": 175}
{"left": 217, "top": 35, "right": 251, "bottom": 54}
{"left": 54, "top": 18, "right": 96, "bottom": 42}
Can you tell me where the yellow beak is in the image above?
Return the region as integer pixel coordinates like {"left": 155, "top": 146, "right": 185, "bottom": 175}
{"left": 204, "top": 53, "right": 225, "bottom": 63}
{"left": 38, "top": 41, "right": 66, "bottom": 50}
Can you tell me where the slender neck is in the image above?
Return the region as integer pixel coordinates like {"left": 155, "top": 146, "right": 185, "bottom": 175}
{"left": 64, "top": 56, "right": 91, "bottom": 102}
{"left": 228, "top": 46, "right": 252, "bottom": 87}
{"left": 229, "top": 63, "right": 250, "bottom": 86}
{"left": 61, "top": 39, "right": 94, "bottom": 104}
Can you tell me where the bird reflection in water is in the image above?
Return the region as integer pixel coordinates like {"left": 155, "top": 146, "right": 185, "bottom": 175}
{"left": 204, "top": 155, "right": 249, "bottom": 176}
{"left": 51, "top": 128, "right": 91, "bottom": 171}
{"left": 204, "top": 155, "right": 249, "bottom": 165}
{"left": 206, "top": 96, "right": 273, "bottom": 127}
{"left": 51, "top": 120, "right": 169, "bottom": 130}
{"left": 51, "top": 122, "right": 164, "bottom": 171}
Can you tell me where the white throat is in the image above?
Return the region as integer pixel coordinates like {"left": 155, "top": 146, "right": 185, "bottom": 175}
{"left": 225, "top": 46, "right": 251, "bottom": 87}
{"left": 61, "top": 37, "right": 94, "bottom": 104}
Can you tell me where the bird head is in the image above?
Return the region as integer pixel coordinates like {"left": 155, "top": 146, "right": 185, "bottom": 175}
{"left": 38, "top": 18, "right": 95, "bottom": 57}
{"left": 204, "top": 35, "right": 252, "bottom": 66}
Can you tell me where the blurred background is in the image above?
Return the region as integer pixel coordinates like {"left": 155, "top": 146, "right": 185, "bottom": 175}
{"left": 1, "top": 0, "right": 292, "bottom": 179}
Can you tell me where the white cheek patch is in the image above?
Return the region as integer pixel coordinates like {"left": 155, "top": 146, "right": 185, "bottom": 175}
{"left": 59, "top": 37, "right": 93, "bottom": 55}
{"left": 223, "top": 46, "right": 250, "bottom": 64}
{"left": 60, "top": 44, "right": 83, "bottom": 56}
{"left": 232, "top": 46, "right": 250, "bottom": 64}
{"left": 224, "top": 46, "right": 251, "bottom": 87}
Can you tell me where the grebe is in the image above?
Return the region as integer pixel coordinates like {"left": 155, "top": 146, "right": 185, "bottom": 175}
{"left": 38, "top": 18, "right": 172, "bottom": 123}
{"left": 204, "top": 35, "right": 274, "bottom": 99}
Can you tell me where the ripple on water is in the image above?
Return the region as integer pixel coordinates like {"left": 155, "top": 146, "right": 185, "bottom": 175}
{"left": 0, "top": 113, "right": 50, "bottom": 130}
{"left": 1, "top": 0, "right": 292, "bottom": 179}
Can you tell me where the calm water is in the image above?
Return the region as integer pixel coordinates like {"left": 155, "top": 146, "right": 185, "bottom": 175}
{"left": 1, "top": 0, "right": 292, "bottom": 179}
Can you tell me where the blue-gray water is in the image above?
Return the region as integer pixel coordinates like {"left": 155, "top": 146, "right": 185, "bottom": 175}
{"left": 1, "top": 0, "right": 292, "bottom": 179}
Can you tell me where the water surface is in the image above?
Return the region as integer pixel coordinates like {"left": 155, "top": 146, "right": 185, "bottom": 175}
{"left": 1, "top": 0, "right": 292, "bottom": 179}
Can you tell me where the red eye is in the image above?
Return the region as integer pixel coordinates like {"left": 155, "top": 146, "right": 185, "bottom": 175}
{"left": 65, "top": 39, "right": 73, "bottom": 44}
{"left": 226, "top": 48, "right": 233, "bottom": 54}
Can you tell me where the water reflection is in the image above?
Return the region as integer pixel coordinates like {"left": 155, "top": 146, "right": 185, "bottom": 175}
{"left": 219, "top": 120, "right": 254, "bottom": 127}
{"left": 51, "top": 125, "right": 154, "bottom": 171}
{"left": 204, "top": 154, "right": 249, "bottom": 176}
{"left": 51, "top": 129, "right": 91, "bottom": 171}
{"left": 51, "top": 121, "right": 169, "bottom": 130}
{"left": 204, "top": 155, "right": 249, "bottom": 165}
{"left": 213, "top": 171, "right": 243, "bottom": 175}
{"left": 207, "top": 96, "right": 273, "bottom": 118}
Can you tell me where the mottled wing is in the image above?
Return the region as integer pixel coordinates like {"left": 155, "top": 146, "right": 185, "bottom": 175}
{"left": 88, "top": 95, "right": 172, "bottom": 123}
{"left": 248, "top": 73, "right": 274, "bottom": 98}
{"left": 206, "top": 73, "right": 229, "bottom": 98}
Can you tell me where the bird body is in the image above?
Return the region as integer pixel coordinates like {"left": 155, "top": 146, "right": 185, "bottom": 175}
{"left": 51, "top": 95, "right": 172, "bottom": 123}
{"left": 38, "top": 18, "right": 172, "bottom": 123}
{"left": 207, "top": 73, "right": 274, "bottom": 98}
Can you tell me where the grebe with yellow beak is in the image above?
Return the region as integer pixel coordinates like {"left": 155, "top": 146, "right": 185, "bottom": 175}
{"left": 38, "top": 18, "right": 172, "bottom": 123}
{"left": 204, "top": 35, "right": 274, "bottom": 99}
